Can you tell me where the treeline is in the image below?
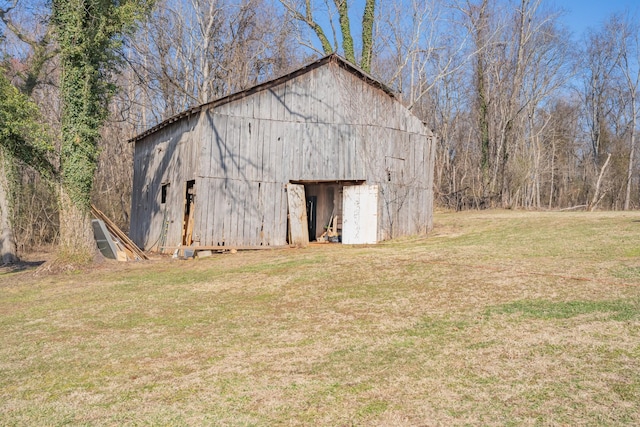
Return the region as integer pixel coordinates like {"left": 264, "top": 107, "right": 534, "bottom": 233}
{"left": 1, "top": 0, "right": 639, "bottom": 256}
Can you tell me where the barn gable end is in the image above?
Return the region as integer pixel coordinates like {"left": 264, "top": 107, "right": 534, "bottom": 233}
{"left": 130, "top": 55, "right": 435, "bottom": 251}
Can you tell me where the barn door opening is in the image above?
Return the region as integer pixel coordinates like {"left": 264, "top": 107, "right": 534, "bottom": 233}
{"left": 182, "top": 180, "right": 196, "bottom": 246}
{"left": 342, "top": 184, "right": 378, "bottom": 244}
{"left": 286, "top": 183, "right": 309, "bottom": 247}
{"left": 306, "top": 196, "right": 317, "bottom": 241}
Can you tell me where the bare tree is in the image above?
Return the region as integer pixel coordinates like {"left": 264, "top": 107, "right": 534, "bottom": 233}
{"left": 279, "top": 0, "right": 376, "bottom": 71}
{"left": 614, "top": 15, "right": 640, "bottom": 210}
{"left": 128, "top": 0, "right": 300, "bottom": 129}
{"left": 462, "top": 0, "right": 571, "bottom": 207}
{"left": 578, "top": 13, "right": 640, "bottom": 210}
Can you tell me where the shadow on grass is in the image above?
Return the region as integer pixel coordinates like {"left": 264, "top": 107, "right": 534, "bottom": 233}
{"left": 0, "top": 259, "right": 46, "bottom": 276}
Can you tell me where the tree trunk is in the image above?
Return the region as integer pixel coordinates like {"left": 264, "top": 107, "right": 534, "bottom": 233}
{"left": 0, "top": 153, "right": 19, "bottom": 264}
{"left": 472, "top": 0, "right": 491, "bottom": 196}
{"left": 625, "top": 126, "right": 635, "bottom": 210}
{"left": 58, "top": 187, "right": 99, "bottom": 263}
{"left": 360, "top": 0, "right": 375, "bottom": 72}
{"left": 590, "top": 152, "right": 612, "bottom": 211}
{"left": 548, "top": 138, "right": 556, "bottom": 209}
{"left": 334, "top": 0, "right": 355, "bottom": 65}
{"left": 624, "top": 94, "right": 636, "bottom": 210}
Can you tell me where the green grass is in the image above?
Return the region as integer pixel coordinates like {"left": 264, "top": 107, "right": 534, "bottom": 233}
{"left": 486, "top": 298, "right": 640, "bottom": 321}
{"left": 2, "top": 210, "right": 640, "bottom": 425}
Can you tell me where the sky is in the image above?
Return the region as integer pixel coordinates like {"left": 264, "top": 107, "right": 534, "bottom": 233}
{"left": 557, "top": 0, "right": 640, "bottom": 39}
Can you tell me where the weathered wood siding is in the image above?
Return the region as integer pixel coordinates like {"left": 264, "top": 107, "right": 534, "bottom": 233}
{"left": 130, "top": 56, "right": 434, "bottom": 248}
{"left": 130, "top": 115, "right": 200, "bottom": 250}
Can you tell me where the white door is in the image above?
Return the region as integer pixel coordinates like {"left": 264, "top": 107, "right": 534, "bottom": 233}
{"left": 342, "top": 185, "right": 378, "bottom": 244}
{"left": 286, "top": 183, "right": 309, "bottom": 247}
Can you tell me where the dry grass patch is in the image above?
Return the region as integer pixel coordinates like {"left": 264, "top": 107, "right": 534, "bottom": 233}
{"left": 1, "top": 210, "right": 640, "bottom": 425}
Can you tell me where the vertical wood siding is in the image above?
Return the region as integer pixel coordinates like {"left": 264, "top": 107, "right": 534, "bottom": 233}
{"left": 131, "top": 58, "right": 435, "bottom": 248}
{"left": 130, "top": 115, "right": 199, "bottom": 250}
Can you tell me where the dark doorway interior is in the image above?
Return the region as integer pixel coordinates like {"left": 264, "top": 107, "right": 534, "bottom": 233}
{"left": 306, "top": 196, "right": 317, "bottom": 241}
{"left": 182, "top": 180, "right": 196, "bottom": 245}
{"left": 303, "top": 183, "right": 342, "bottom": 241}
{"left": 289, "top": 180, "right": 364, "bottom": 243}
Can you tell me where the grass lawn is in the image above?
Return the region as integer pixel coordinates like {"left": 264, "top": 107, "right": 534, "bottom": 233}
{"left": 1, "top": 210, "right": 640, "bottom": 426}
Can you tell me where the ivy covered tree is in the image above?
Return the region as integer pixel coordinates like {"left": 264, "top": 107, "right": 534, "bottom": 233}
{"left": 280, "top": 0, "right": 376, "bottom": 72}
{"left": 51, "top": 0, "right": 151, "bottom": 262}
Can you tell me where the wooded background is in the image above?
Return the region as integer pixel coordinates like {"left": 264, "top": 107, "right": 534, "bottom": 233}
{"left": 2, "top": 0, "right": 640, "bottom": 255}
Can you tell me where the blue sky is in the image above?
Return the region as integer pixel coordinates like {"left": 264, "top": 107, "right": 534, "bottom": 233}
{"left": 556, "top": 0, "right": 640, "bottom": 38}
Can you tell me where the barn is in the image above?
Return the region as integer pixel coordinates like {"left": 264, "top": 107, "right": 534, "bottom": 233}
{"left": 129, "top": 54, "right": 436, "bottom": 252}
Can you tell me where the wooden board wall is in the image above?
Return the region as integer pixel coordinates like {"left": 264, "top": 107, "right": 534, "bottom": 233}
{"left": 130, "top": 115, "right": 200, "bottom": 251}
{"left": 131, "top": 58, "right": 435, "bottom": 249}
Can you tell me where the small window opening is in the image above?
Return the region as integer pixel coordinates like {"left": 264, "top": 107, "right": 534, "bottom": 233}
{"left": 161, "top": 183, "right": 170, "bottom": 204}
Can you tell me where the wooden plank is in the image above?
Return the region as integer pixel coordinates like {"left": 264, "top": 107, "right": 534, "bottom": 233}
{"left": 259, "top": 181, "right": 269, "bottom": 245}
{"left": 194, "top": 177, "right": 209, "bottom": 245}
{"left": 91, "top": 205, "right": 148, "bottom": 260}
{"left": 272, "top": 183, "right": 283, "bottom": 245}
{"left": 256, "top": 181, "right": 265, "bottom": 245}
{"left": 287, "top": 77, "right": 299, "bottom": 122}
{"left": 267, "top": 87, "right": 277, "bottom": 121}
{"left": 199, "top": 111, "right": 212, "bottom": 176}
{"left": 284, "top": 79, "right": 295, "bottom": 122}
{"left": 248, "top": 119, "right": 258, "bottom": 182}
{"left": 239, "top": 180, "right": 250, "bottom": 246}
{"left": 261, "top": 120, "right": 273, "bottom": 182}
{"left": 237, "top": 179, "right": 246, "bottom": 246}
{"left": 130, "top": 142, "right": 147, "bottom": 247}
{"left": 162, "top": 245, "right": 288, "bottom": 251}
{"left": 245, "top": 94, "right": 254, "bottom": 119}
{"left": 217, "top": 180, "right": 228, "bottom": 246}
{"left": 343, "top": 125, "right": 353, "bottom": 179}
{"left": 230, "top": 117, "right": 242, "bottom": 181}
{"left": 263, "top": 89, "right": 275, "bottom": 120}
{"left": 290, "top": 122, "right": 300, "bottom": 179}
{"left": 317, "top": 65, "right": 330, "bottom": 123}
{"left": 200, "top": 177, "right": 212, "bottom": 246}
{"left": 308, "top": 67, "right": 317, "bottom": 123}
{"left": 315, "top": 124, "right": 325, "bottom": 178}
{"left": 276, "top": 82, "right": 286, "bottom": 122}
{"left": 275, "top": 121, "right": 286, "bottom": 183}
{"left": 228, "top": 179, "right": 239, "bottom": 245}
{"left": 344, "top": 74, "right": 357, "bottom": 124}
{"left": 248, "top": 182, "right": 259, "bottom": 246}
{"left": 254, "top": 119, "right": 263, "bottom": 182}
{"left": 286, "top": 183, "right": 309, "bottom": 247}
{"left": 333, "top": 68, "right": 345, "bottom": 124}
{"left": 254, "top": 88, "right": 263, "bottom": 120}
{"left": 190, "top": 114, "right": 202, "bottom": 177}
{"left": 259, "top": 120, "right": 268, "bottom": 182}
{"left": 265, "top": 120, "right": 275, "bottom": 183}
{"left": 353, "top": 125, "right": 364, "bottom": 180}
{"left": 305, "top": 123, "right": 317, "bottom": 179}
{"left": 276, "top": 183, "right": 288, "bottom": 245}
{"left": 238, "top": 117, "right": 248, "bottom": 182}
{"left": 211, "top": 178, "right": 224, "bottom": 246}
{"left": 329, "top": 125, "right": 340, "bottom": 178}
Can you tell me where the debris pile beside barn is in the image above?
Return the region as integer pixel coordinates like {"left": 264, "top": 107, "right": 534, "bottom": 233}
{"left": 92, "top": 205, "right": 148, "bottom": 261}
